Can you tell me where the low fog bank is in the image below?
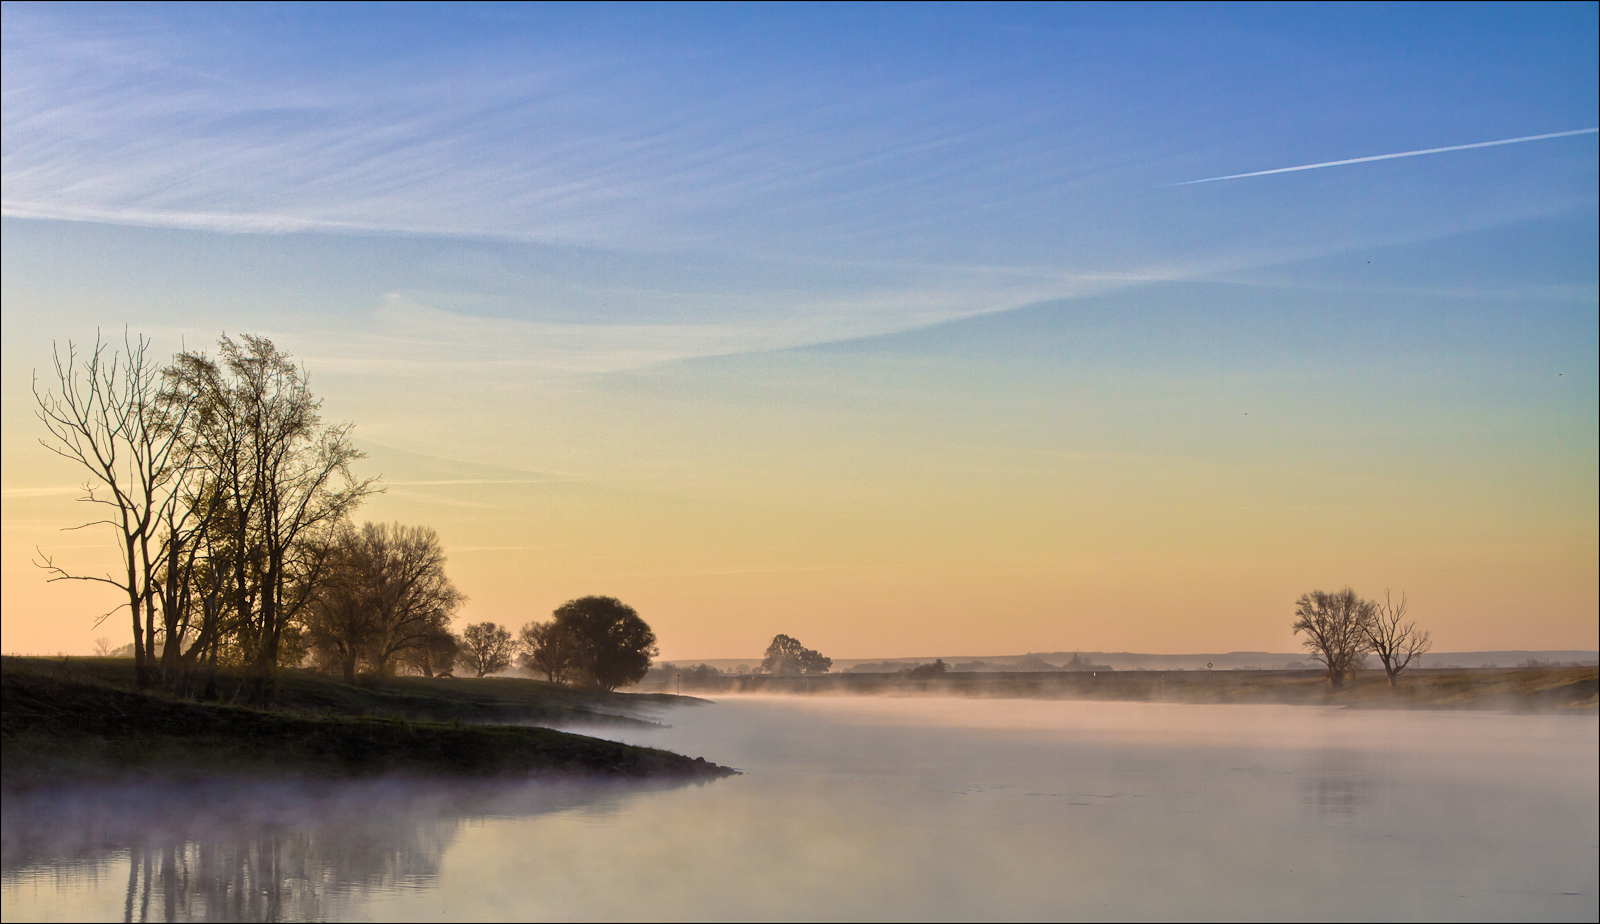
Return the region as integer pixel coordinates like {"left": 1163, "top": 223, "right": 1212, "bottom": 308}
{"left": 632, "top": 666, "right": 1599, "bottom": 712}
{"left": 551, "top": 697, "right": 1597, "bottom": 921}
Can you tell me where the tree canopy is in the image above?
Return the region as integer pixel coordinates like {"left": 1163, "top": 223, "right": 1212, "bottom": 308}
{"left": 302, "top": 522, "right": 463, "bottom": 683}
{"left": 517, "top": 619, "right": 578, "bottom": 684}
{"left": 551, "top": 596, "right": 658, "bottom": 692}
{"left": 460, "top": 622, "right": 515, "bottom": 677}
{"left": 760, "top": 634, "right": 832, "bottom": 674}
{"left": 1292, "top": 588, "right": 1375, "bottom": 690}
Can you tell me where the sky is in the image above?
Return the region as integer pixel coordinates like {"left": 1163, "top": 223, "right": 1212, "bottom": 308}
{"left": 2, "top": 2, "right": 1596, "bottom": 660}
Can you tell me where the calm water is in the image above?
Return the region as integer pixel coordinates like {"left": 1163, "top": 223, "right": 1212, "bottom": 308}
{"left": 4, "top": 696, "right": 1596, "bottom": 921}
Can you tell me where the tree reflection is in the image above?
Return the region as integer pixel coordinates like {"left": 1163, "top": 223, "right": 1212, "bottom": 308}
{"left": 115, "top": 815, "right": 457, "bottom": 922}
{"left": 1298, "top": 752, "right": 1370, "bottom": 819}
{"left": 4, "top": 776, "right": 690, "bottom": 923}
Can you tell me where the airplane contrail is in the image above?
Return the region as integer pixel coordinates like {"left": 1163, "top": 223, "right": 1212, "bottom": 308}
{"left": 1166, "top": 127, "right": 1598, "bottom": 186}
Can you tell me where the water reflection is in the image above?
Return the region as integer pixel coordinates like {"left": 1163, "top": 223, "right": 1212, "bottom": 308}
{"left": 4, "top": 701, "right": 1596, "bottom": 922}
{"left": 1298, "top": 752, "right": 1369, "bottom": 818}
{"left": 3, "top": 777, "right": 700, "bottom": 923}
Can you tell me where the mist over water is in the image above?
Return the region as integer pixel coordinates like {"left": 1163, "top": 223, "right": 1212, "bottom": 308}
{"left": 5, "top": 698, "right": 1596, "bottom": 921}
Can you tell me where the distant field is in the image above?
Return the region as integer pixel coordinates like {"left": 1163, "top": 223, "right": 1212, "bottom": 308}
{"left": 635, "top": 667, "right": 1599, "bottom": 712}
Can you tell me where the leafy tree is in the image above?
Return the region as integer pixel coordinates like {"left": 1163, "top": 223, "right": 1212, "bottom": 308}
{"left": 399, "top": 625, "right": 461, "bottom": 677}
{"left": 517, "top": 619, "right": 577, "bottom": 684}
{"left": 1363, "top": 590, "right": 1430, "bottom": 687}
{"left": 1292, "top": 588, "right": 1374, "bottom": 690}
{"left": 303, "top": 522, "right": 464, "bottom": 683}
{"left": 760, "top": 634, "right": 832, "bottom": 674}
{"left": 906, "top": 659, "right": 947, "bottom": 679}
{"left": 164, "top": 335, "right": 376, "bottom": 702}
{"left": 552, "top": 596, "right": 658, "bottom": 692}
{"left": 460, "top": 622, "right": 515, "bottom": 677}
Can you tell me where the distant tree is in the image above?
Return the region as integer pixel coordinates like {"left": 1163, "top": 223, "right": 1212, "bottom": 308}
{"left": 906, "top": 659, "right": 947, "bottom": 679}
{"left": 844, "top": 660, "right": 905, "bottom": 673}
{"left": 460, "top": 622, "right": 515, "bottom": 677}
{"left": 760, "top": 634, "right": 832, "bottom": 674}
{"left": 552, "top": 596, "right": 658, "bottom": 692}
{"left": 517, "top": 619, "right": 577, "bottom": 684}
{"left": 93, "top": 637, "right": 114, "bottom": 657}
{"left": 1292, "top": 588, "right": 1375, "bottom": 690}
{"left": 686, "top": 663, "right": 722, "bottom": 682}
{"left": 399, "top": 624, "right": 460, "bottom": 677}
{"left": 1363, "top": 590, "right": 1430, "bottom": 688}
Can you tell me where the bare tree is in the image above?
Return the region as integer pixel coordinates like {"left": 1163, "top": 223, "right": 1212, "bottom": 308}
{"left": 33, "top": 333, "right": 199, "bottom": 689}
{"left": 1364, "top": 590, "right": 1430, "bottom": 688}
{"left": 516, "top": 620, "right": 576, "bottom": 684}
{"left": 93, "top": 637, "right": 113, "bottom": 657}
{"left": 460, "top": 622, "right": 515, "bottom": 677}
{"left": 303, "top": 523, "right": 464, "bottom": 683}
{"left": 1292, "top": 588, "right": 1374, "bottom": 691}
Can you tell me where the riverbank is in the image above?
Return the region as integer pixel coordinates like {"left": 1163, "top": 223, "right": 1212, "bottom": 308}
{"left": 1, "top": 657, "right": 732, "bottom": 787}
{"left": 635, "top": 666, "right": 1598, "bottom": 712}
{"left": 9, "top": 655, "right": 683, "bottom": 726}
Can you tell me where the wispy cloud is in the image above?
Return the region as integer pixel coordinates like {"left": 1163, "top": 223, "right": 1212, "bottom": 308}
{"left": 4, "top": 5, "right": 1594, "bottom": 371}
{"left": 0, "top": 6, "right": 1059, "bottom": 251}
{"left": 1166, "top": 128, "right": 1599, "bottom": 187}
{"left": 295, "top": 276, "right": 1133, "bottom": 376}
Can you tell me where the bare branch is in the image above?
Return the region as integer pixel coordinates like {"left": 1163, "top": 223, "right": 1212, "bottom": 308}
{"left": 1365, "top": 589, "right": 1431, "bottom": 688}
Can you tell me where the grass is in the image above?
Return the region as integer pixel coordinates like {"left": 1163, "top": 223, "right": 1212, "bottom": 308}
{"left": 11, "top": 655, "right": 679, "bottom": 726}
{"left": 642, "top": 666, "right": 1599, "bottom": 712}
{"left": 1, "top": 657, "right": 732, "bottom": 787}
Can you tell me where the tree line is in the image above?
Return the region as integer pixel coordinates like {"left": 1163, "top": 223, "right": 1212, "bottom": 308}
{"left": 454, "top": 596, "right": 659, "bottom": 692}
{"left": 33, "top": 333, "right": 658, "bottom": 701}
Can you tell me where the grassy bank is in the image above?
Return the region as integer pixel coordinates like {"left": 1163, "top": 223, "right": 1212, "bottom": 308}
{"left": 1, "top": 657, "right": 731, "bottom": 786}
{"left": 638, "top": 667, "right": 1599, "bottom": 712}
{"left": 11, "top": 655, "right": 680, "bottom": 726}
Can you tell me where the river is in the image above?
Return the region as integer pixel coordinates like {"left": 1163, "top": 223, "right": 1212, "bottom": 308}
{"left": 4, "top": 696, "right": 1595, "bottom": 921}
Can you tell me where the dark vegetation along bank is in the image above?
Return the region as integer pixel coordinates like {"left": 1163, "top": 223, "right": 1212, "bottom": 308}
{"left": 638, "top": 666, "right": 1599, "bottom": 712}
{"left": 2, "top": 657, "right": 732, "bottom": 788}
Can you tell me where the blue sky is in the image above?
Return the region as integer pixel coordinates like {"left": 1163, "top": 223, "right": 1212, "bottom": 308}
{"left": 3, "top": 3, "right": 1596, "bottom": 657}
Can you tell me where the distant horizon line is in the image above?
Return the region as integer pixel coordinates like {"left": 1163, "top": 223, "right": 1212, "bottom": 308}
{"left": 661, "top": 648, "right": 1600, "bottom": 665}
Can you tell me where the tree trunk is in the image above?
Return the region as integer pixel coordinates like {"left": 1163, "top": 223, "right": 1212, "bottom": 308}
{"left": 342, "top": 652, "right": 357, "bottom": 685}
{"left": 129, "top": 535, "right": 153, "bottom": 690}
